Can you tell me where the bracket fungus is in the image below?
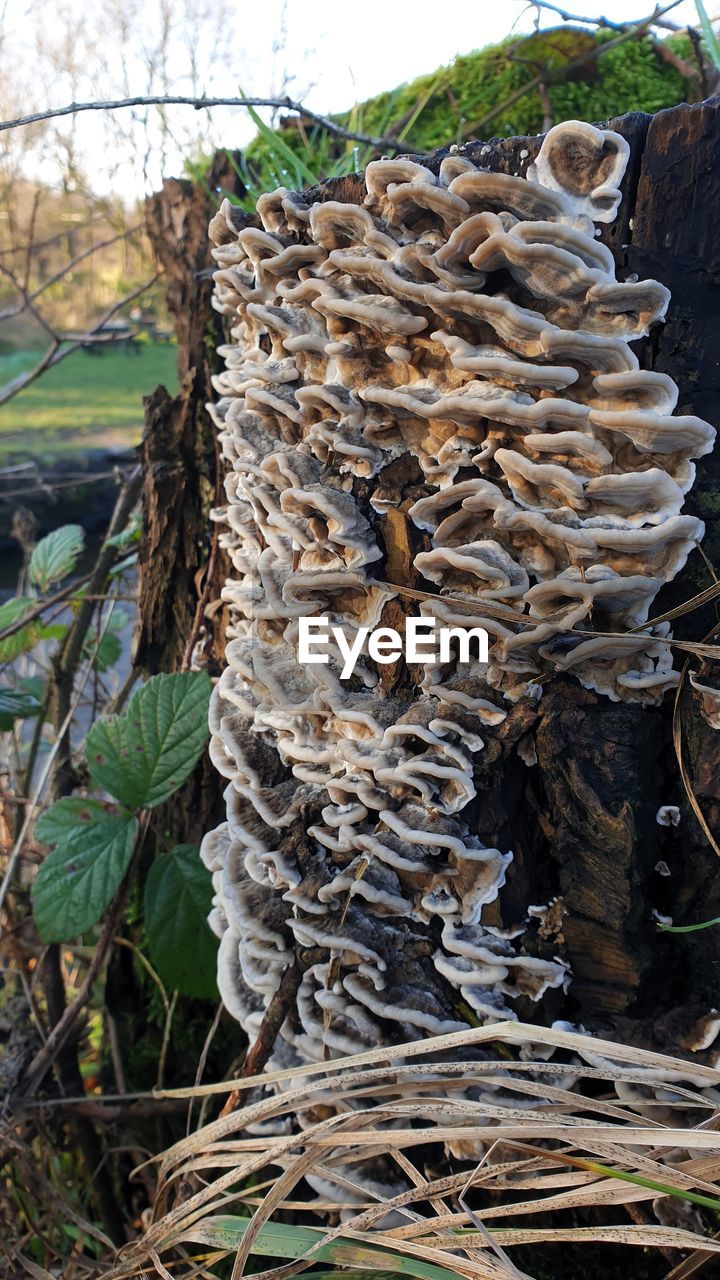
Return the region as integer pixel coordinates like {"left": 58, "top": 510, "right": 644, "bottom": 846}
{"left": 201, "top": 119, "right": 715, "bottom": 1073}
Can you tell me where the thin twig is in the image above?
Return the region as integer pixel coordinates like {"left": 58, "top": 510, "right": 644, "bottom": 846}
{"left": 0, "top": 275, "right": 161, "bottom": 409}
{"left": 180, "top": 538, "right": 219, "bottom": 671}
{"left": 0, "top": 574, "right": 93, "bottom": 646}
{"left": 532, "top": 0, "right": 683, "bottom": 32}
{"left": 0, "top": 651, "right": 99, "bottom": 915}
{"left": 463, "top": 0, "right": 686, "bottom": 136}
{"left": 0, "top": 471, "right": 132, "bottom": 502}
{"left": 0, "top": 95, "right": 402, "bottom": 151}
{"left": 218, "top": 961, "right": 304, "bottom": 1118}
{"left": 0, "top": 224, "right": 144, "bottom": 322}
{"left": 532, "top": 0, "right": 702, "bottom": 80}
{"left": 672, "top": 622, "right": 720, "bottom": 861}
{"left": 52, "top": 465, "right": 142, "bottom": 789}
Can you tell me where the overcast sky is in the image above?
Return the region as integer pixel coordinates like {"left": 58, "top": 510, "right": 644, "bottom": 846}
{"left": 6, "top": 0, "right": 704, "bottom": 194}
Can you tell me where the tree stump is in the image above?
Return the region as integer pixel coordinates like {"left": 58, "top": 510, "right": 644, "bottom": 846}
{"left": 137, "top": 101, "right": 720, "bottom": 1059}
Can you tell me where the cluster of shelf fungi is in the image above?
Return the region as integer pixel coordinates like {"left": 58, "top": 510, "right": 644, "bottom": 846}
{"left": 167, "top": 114, "right": 720, "bottom": 1195}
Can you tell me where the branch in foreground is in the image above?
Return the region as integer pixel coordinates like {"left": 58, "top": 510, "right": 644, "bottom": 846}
{"left": 0, "top": 94, "right": 403, "bottom": 152}
{"left": 531, "top": 0, "right": 702, "bottom": 80}
{"left": 532, "top": 0, "right": 684, "bottom": 31}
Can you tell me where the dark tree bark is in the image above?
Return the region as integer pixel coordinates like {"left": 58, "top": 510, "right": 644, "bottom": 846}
{"left": 136, "top": 102, "right": 720, "bottom": 1060}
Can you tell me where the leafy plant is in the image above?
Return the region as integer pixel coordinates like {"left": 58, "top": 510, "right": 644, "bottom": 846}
{"left": 85, "top": 671, "right": 212, "bottom": 809}
{"left": 32, "top": 671, "right": 216, "bottom": 996}
{"left": 144, "top": 844, "right": 217, "bottom": 997}
{"left": 29, "top": 524, "right": 85, "bottom": 592}
{"left": 34, "top": 798, "right": 140, "bottom": 941}
{"left": 0, "top": 595, "right": 41, "bottom": 663}
{"left": 0, "top": 685, "right": 42, "bottom": 731}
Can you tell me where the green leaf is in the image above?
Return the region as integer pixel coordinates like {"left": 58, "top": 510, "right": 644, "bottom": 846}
{"left": 86, "top": 671, "right": 212, "bottom": 809}
{"left": 180, "top": 1216, "right": 462, "bottom": 1280}
{"left": 28, "top": 524, "right": 85, "bottom": 591}
{"left": 0, "top": 686, "right": 41, "bottom": 731}
{"left": 19, "top": 675, "right": 46, "bottom": 702}
{"left": 542, "top": 1152, "right": 720, "bottom": 1216}
{"left": 90, "top": 630, "right": 122, "bottom": 672}
{"left": 108, "top": 552, "right": 138, "bottom": 579}
{"left": 33, "top": 798, "right": 138, "bottom": 942}
{"left": 105, "top": 511, "right": 141, "bottom": 549}
{"left": 37, "top": 622, "right": 69, "bottom": 642}
{"left": 144, "top": 845, "right": 218, "bottom": 997}
{"left": 0, "top": 596, "right": 39, "bottom": 662}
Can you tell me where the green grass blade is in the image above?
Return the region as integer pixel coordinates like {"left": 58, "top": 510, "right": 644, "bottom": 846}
{"left": 543, "top": 1155, "right": 720, "bottom": 1215}
{"left": 398, "top": 73, "right": 448, "bottom": 144}
{"left": 244, "top": 99, "right": 319, "bottom": 187}
{"left": 696, "top": 0, "right": 720, "bottom": 71}
{"left": 179, "top": 1216, "right": 469, "bottom": 1280}
{"left": 660, "top": 915, "right": 720, "bottom": 934}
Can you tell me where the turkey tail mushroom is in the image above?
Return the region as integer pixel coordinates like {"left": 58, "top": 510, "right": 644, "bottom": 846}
{"left": 202, "top": 119, "right": 715, "bottom": 1075}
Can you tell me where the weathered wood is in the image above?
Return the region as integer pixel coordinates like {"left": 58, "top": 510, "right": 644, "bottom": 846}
{"left": 135, "top": 154, "right": 242, "bottom": 677}
{"left": 138, "top": 104, "right": 720, "bottom": 1058}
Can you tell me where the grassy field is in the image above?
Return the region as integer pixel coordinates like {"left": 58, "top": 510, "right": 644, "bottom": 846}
{"left": 0, "top": 341, "right": 178, "bottom": 460}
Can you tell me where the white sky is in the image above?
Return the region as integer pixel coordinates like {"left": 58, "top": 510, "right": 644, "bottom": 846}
{"left": 5, "top": 0, "right": 705, "bottom": 195}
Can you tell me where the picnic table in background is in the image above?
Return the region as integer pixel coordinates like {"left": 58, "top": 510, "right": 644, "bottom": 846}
{"left": 79, "top": 322, "right": 142, "bottom": 355}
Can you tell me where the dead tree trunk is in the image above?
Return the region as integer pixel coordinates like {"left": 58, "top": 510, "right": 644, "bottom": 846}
{"left": 137, "top": 101, "right": 720, "bottom": 1059}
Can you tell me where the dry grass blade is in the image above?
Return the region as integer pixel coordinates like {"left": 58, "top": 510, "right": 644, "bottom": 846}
{"left": 153, "top": 1021, "right": 720, "bottom": 1100}
{"left": 105, "top": 1023, "right": 720, "bottom": 1280}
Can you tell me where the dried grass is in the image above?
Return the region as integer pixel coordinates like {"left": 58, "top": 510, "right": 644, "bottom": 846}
{"left": 100, "top": 1021, "right": 720, "bottom": 1280}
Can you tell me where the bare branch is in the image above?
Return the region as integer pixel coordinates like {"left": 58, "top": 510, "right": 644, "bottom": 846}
{"left": 0, "top": 271, "right": 161, "bottom": 409}
{"left": 464, "top": 0, "right": 688, "bottom": 136}
{"left": 532, "top": 0, "right": 702, "bottom": 80}
{"left": 532, "top": 0, "right": 683, "bottom": 31}
{"left": 0, "top": 94, "right": 403, "bottom": 151}
{"left": 0, "top": 223, "right": 144, "bottom": 322}
{"left": 0, "top": 215, "right": 112, "bottom": 260}
{"left": 0, "top": 259, "right": 58, "bottom": 339}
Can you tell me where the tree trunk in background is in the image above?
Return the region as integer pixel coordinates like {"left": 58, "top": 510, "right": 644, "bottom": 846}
{"left": 136, "top": 102, "right": 720, "bottom": 1058}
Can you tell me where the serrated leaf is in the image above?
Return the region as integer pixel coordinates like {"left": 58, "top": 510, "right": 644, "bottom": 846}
{"left": 0, "top": 596, "right": 39, "bottom": 662}
{"left": 29, "top": 524, "right": 85, "bottom": 592}
{"left": 144, "top": 845, "right": 218, "bottom": 996}
{"left": 33, "top": 797, "right": 138, "bottom": 942}
{"left": 0, "top": 686, "right": 42, "bottom": 731}
{"left": 86, "top": 671, "right": 212, "bottom": 809}
{"left": 19, "top": 675, "right": 46, "bottom": 702}
{"left": 107, "top": 609, "right": 130, "bottom": 632}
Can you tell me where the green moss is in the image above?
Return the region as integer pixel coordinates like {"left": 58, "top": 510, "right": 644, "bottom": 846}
{"left": 695, "top": 487, "right": 720, "bottom": 517}
{"left": 241, "top": 27, "right": 699, "bottom": 201}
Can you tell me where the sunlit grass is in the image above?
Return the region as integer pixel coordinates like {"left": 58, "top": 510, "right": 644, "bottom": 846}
{"left": 0, "top": 342, "right": 178, "bottom": 457}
